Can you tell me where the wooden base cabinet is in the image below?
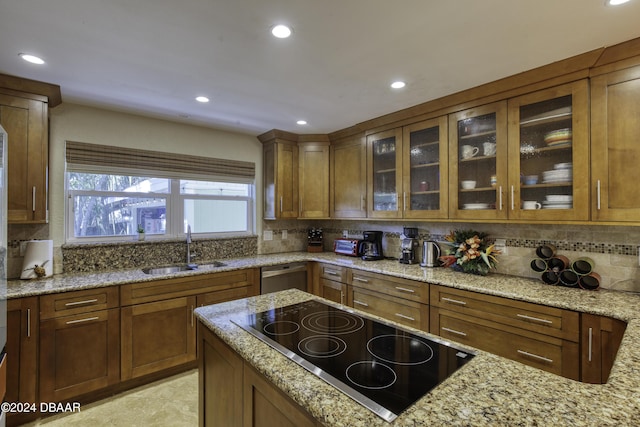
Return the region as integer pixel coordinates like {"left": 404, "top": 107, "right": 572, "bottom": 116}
{"left": 39, "top": 287, "right": 120, "bottom": 402}
{"left": 199, "top": 324, "right": 319, "bottom": 427}
{"left": 430, "top": 284, "right": 580, "bottom": 380}
{"left": 121, "top": 296, "right": 197, "bottom": 380}
{"left": 349, "top": 270, "right": 429, "bottom": 331}
{"left": 39, "top": 309, "right": 120, "bottom": 402}
{"left": 581, "top": 313, "right": 626, "bottom": 384}
{"left": 6, "top": 297, "right": 39, "bottom": 426}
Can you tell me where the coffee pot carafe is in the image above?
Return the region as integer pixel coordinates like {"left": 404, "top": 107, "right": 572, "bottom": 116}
{"left": 420, "top": 240, "right": 441, "bottom": 268}
{"left": 358, "top": 231, "right": 384, "bottom": 261}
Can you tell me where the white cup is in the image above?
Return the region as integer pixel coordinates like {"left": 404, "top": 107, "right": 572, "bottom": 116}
{"left": 522, "top": 200, "right": 542, "bottom": 210}
{"left": 483, "top": 142, "right": 497, "bottom": 156}
{"left": 461, "top": 145, "right": 479, "bottom": 159}
{"left": 461, "top": 180, "right": 477, "bottom": 189}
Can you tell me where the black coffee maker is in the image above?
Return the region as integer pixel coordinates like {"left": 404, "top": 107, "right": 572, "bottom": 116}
{"left": 359, "top": 231, "right": 384, "bottom": 261}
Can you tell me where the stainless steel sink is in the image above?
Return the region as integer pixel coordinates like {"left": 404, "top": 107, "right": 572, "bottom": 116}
{"left": 141, "top": 261, "right": 226, "bottom": 275}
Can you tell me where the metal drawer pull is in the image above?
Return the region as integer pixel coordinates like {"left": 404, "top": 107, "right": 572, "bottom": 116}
{"left": 353, "top": 300, "right": 369, "bottom": 307}
{"left": 352, "top": 277, "right": 369, "bottom": 283}
{"left": 340, "top": 291, "right": 345, "bottom": 305}
{"left": 66, "top": 316, "right": 99, "bottom": 325}
{"left": 27, "top": 308, "right": 32, "bottom": 338}
{"left": 395, "top": 313, "right": 415, "bottom": 321}
{"left": 442, "top": 327, "right": 467, "bottom": 337}
{"left": 65, "top": 298, "right": 99, "bottom": 307}
{"left": 516, "top": 314, "right": 553, "bottom": 324}
{"left": 32, "top": 186, "right": 36, "bottom": 212}
{"left": 442, "top": 297, "right": 467, "bottom": 305}
{"left": 394, "top": 286, "right": 415, "bottom": 293}
{"left": 517, "top": 350, "right": 553, "bottom": 363}
{"left": 325, "top": 269, "right": 339, "bottom": 276}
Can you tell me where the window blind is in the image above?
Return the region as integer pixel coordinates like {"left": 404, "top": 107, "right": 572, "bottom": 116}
{"left": 66, "top": 141, "right": 255, "bottom": 181}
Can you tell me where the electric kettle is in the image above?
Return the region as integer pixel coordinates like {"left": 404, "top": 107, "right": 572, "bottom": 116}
{"left": 420, "top": 240, "right": 441, "bottom": 267}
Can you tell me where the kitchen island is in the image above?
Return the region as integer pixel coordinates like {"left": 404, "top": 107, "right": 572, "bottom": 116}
{"left": 195, "top": 287, "right": 640, "bottom": 426}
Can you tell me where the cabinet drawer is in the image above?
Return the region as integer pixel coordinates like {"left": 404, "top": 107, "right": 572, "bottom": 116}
{"left": 352, "top": 288, "right": 427, "bottom": 331}
{"left": 430, "top": 285, "right": 579, "bottom": 341}
{"left": 349, "top": 270, "right": 428, "bottom": 304}
{"left": 431, "top": 307, "right": 579, "bottom": 380}
{"left": 40, "top": 287, "right": 119, "bottom": 319}
{"left": 318, "top": 263, "right": 347, "bottom": 283}
{"left": 121, "top": 268, "right": 259, "bottom": 305}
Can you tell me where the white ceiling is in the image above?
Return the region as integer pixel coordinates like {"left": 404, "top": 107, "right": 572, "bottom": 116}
{"left": 1, "top": 1, "right": 640, "bottom": 136}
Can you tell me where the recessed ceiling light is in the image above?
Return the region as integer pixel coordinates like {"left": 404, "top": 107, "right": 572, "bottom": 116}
{"left": 391, "top": 81, "right": 406, "bottom": 89}
{"left": 606, "top": 0, "right": 630, "bottom": 5}
{"left": 19, "top": 53, "right": 45, "bottom": 65}
{"left": 296, "top": 120, "right": 307, "bottom": 125}
{"left": 195, "top": 96, "right": 210, "bottom": 103}
{"left": 271, "top": 24, "right": 292, "bottom": 39}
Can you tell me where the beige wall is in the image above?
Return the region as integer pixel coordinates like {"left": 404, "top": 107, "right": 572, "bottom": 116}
{"left": 7, "top": 103, "right": 263, "bottom": 278}
{"left": 48, "top": 103, "right": 263, "bottom": 245}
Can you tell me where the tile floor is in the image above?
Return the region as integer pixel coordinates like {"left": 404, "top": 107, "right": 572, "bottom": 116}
{"left": 22, "top": 370, "right": 198, "bottom": 427}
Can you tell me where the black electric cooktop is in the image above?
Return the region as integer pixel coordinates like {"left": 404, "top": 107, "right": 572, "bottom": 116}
{"left": 232, "top": 299, "right": 475, "bottom": 422}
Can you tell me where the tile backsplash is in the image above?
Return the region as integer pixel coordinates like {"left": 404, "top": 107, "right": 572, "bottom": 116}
{"left": 261, "top": 220, "right": 640, "bottom": 291}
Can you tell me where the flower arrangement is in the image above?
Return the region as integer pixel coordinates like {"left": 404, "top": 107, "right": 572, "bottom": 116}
{"left": 439, "top": 229, "right": 500, "bottom": 276}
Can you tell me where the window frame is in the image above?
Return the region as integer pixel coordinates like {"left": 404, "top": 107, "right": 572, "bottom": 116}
{"left": 65, "top": 169, "right": 255, "bottom": 243}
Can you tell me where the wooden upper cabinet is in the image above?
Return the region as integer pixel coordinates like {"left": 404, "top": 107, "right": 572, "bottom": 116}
{"left": 402, "top": 116, "right": 449, "bottom": 219}
{"left": 507, "top": 80, "right": 589, "bottom": 221}
{"left": 449, "top": 101, "right": 509, "bottom": 220}
{"left": 590, "top": 65, "right": 640, "bottom": 221}
{"left": 0, "top": 90, "right": 49, "bottom": 223}
{"left": 366, "top": 128, "right": 403, "bottom": 218}
{"left": 298, "top": 140, "right": 330, "bottom": 218}
{"left": 330, "top": 134, "right": 367, "bottom": 218}
{"left": 259, "top": 130, "right": 299, "bottom": 220}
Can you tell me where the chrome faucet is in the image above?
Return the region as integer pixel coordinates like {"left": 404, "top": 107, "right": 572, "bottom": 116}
{"left": 186, "top": 225, "right": 197, "bottom": 268}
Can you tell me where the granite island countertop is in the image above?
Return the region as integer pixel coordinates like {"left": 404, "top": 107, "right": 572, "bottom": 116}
{"left": 8, "top": 251, "right": 640, "bottom": 424}
{"left": 195, "top": 288, "right": 640, "bottom": 427}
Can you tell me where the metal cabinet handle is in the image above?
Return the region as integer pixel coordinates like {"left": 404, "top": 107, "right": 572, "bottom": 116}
{"left": 65, "top": 298, "right": 99, "bottom": 307}
{"left": 394, "top": 286, "right": 415, "bottom": 293}
{"left": 32, "top": 186, "right": 36, "bottom": 212}
{"left": 361, "top": 194, "right": 365, "bottom": 211}
{"left": 499, "top": 186, "right": 503, "bottom": 210}
{"left": 340, "top": 291, "right": 345, "bottom": 305}
{"left": 597, "top": 180, "right": 601, "bottom": 210}
{"left": 588, "top": 327, "right": 593, "bottom": 362}
{"left": 27, "top": 308, "right": 32, "bottom": 338}
{"left": 352, "top": 277, "right": 369, "bottom": 283}
{"left": 442, "top": 327, "right": 467, "bottom": 337}
{"left": 324, "top": 269, "right": 339, "bottom": 276}
{"left": 66, "top": 316, "right": 99, "bottom": 325}
{"left": 395, "top": 313, "right": 415, "bottom": 321}
{"left": 353, "top": 300, "right": 369, "bottom": 307}
{"left": 403, "top": 192, "right": 407, "bottom": 211}
{"left": 517, "top": 349, "right": 553, "bottom": 364}
{"left": 279, "top": 196, "right": 283, "bottom": 213}
{"left": 442, "top": 297, "right": 467, "bottom": 306}
{"left": 511, "top": 185, "right": 515, "bottom": 211}
{"left": 191, "top": 305, "right": 195, "bottom": 328}
{"left": 516, "top": 313, "right": 553, "bottom": 324}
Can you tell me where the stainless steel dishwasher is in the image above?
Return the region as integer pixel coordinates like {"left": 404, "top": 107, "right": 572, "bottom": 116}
{"left": 260, "top": 262, "right": 308, "bottom": 294}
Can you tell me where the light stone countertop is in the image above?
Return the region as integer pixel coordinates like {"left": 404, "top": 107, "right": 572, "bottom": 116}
{"left": 8, "top": 251, "right": 640, "bottom": 425}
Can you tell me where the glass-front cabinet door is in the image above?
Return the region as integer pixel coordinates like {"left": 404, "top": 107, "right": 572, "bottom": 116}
{"left": 402, "top": 117, "right": 448, "bottom": 218}
{"left": 449, "top": 102, "right": 508, "bottom": 220}
{"left": 367, "top": 128, "right": 402, "bottom": 218}
{"left": 507, "top": 81, "right": 589, "bottom": 221}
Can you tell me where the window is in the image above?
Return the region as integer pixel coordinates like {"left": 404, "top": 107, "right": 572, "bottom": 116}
{"left": 65, "top": 142, "right": 255, "bottom": 242}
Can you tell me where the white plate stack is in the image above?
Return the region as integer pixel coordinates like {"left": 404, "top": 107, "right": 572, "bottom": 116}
{"left": 542, "top": 163, "right": 572, "bottom": 183}
{"left": 542, "top": 194, "right": 572, "bottom": 209}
